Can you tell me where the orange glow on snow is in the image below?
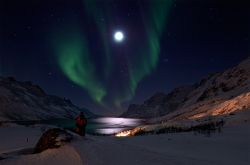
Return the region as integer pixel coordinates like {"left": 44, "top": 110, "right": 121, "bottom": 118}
{"left": 115, "top": 130, "right": 132, "bottom": 137}
{"left": 115, "top": 127, "right": 142, "bottom": 137}
{"left": 189, "top": 113, "right": 207, "bottom": 119}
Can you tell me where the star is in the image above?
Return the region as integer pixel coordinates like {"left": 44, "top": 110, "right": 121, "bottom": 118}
{"left": 163, "top": 58, "right": 169, "bottom": 63}
{"left": 26, "top": 26, "right": 32, "bottom": 30}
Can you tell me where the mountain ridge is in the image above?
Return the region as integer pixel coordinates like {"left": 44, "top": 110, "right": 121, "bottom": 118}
{"left": 0, "top": 76, "right": 97, "bottom": 121}
{"left": 121, "top": 57, "right": 250, "bottom": 120}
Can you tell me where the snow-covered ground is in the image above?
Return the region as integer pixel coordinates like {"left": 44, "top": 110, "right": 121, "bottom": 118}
{"left": 0, "top": 123, "right": 249, "bottom": 165}
{"left": 0, "top": 124, "right": 42, "bottom": 154}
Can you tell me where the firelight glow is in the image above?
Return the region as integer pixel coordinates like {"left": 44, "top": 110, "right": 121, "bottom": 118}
{"left": 114, "top": 31, "right": 124, "bottom": 42}
{"left": 115, "top": 130, "right": 132, "bottom": 137}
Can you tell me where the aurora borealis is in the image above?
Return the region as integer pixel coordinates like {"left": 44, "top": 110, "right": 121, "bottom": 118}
{"left": 52, "top": 0, "right": 172, "bottom": 109}
{"left": 1, "top": 0, "right": 249, "bottom": 115}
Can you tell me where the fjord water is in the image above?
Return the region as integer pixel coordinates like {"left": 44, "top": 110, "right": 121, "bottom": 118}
{"left": 90, "top": 117, "right": 144, "bottom": 135}
{"left": 30, "top": 117, "right": 144, "bottom": 135}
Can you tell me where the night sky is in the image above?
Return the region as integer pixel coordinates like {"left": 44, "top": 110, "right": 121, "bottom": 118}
{"left": 0, "top": 0, "right": 249, "bottom": 115}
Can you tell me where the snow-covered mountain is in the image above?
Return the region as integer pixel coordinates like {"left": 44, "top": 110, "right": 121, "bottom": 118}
{"left": 122, "top": 86, "right": 195, "bottom": 118}
{"left": 122, "top": 57, "right": 250, "bottom": 120}
{"left": 0, "top": 77, "right": 95, "bottom": 121}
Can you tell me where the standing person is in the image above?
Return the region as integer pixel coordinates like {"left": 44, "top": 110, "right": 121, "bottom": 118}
{"left": 75, "top": 112, "right": 87, "bottom": 136}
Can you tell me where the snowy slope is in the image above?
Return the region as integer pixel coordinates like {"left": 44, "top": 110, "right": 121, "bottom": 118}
{"left": 1, "top": 124, "right": 249, "bottom": 165}
{"left": 122, "top": 57, "right": 250, "bottom": 120}
{"left": 0, "top": 77, "right": 94, "bottom": 121}
{"left": 121, "top": 86, "right": 195, "bottom": 118}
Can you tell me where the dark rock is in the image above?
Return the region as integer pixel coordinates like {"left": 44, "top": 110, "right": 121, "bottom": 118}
{"left": 7, "top": 76, "right": 16, "bottom": 82}
{"left": 144, "top": 92, "right": 166, "bottom": 106}
{"left": 34, "top": 128, "right": 73, "bottom": 153}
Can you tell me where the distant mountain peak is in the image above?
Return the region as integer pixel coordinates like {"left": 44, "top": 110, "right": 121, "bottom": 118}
{"left": 122, "top": 57, "right": 250, "bottom": 120}
{"left": 0, "top": 77, "right": 96, "bottom": 121}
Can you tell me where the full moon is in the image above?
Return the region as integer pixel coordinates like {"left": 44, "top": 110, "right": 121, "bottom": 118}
{"left": 114, "top": 31, "right": 124, "bottom": 42}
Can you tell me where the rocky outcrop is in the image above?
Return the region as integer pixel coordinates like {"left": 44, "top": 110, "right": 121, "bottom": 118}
{"left": 34, "top": 128, "right": 73, "bottom": 153}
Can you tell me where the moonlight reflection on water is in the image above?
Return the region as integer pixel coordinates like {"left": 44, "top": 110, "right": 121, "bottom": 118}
{"left": 91, "top": 117, "right": 144, "bottom": 135}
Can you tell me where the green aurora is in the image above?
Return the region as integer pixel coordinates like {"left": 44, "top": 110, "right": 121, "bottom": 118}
{"left": 52, "top": 0, "right": 173, "bottom": 110}
{"left": 54, "top": 30, "right": 106, "bottom": 103}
